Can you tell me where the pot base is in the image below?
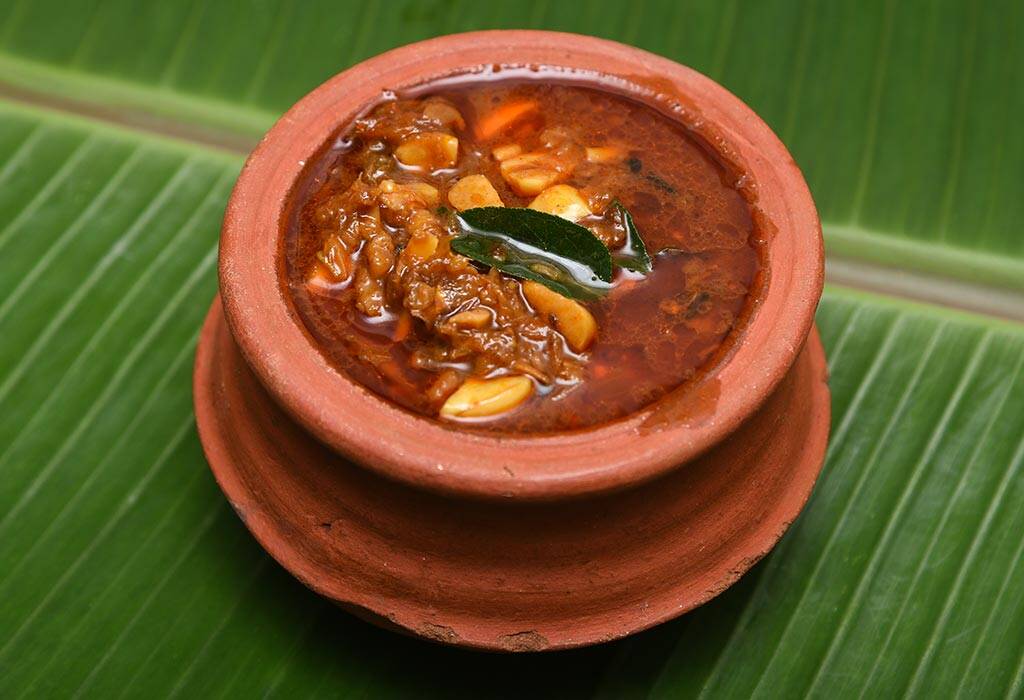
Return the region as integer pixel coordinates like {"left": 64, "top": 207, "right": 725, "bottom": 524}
{"left": 194, "top": 297, "right": 830, "bottom": 651}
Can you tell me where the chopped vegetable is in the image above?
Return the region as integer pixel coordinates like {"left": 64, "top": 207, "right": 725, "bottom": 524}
{"left": 499, "top": 152, "right": 565, "bottom": 195}
{"left": 427, "top": 369, "right": 463, "bottom": 403}
{"left": 405, "top": 232, "right": 439, "bottom": 259}
{"left": 394, "top": 132, "right": 459, "bottom": 169}
{"left": 528, "top": 184, "right": 592, "bottom": 222}
{"left": 585, "top": 145, "right": 625, "bottom": 163}
{"left": 491, "top": 143, "right": 523, "bottom": 162}
{"left": 440, "top": 375, "right": 534, "bottom": 418}
{"left": 404, "top": 182, "right": 441, "bottom": 207}
{"left": 393, "top": 311, "right": 413, "bottom": 341}
{"left": 474, "top": 100, "right": 538, "bottom": 140}
{"left": 522, "top": 281, "right": 598, "bottom": 352}
{"left": 448, "top": 174, "right": 504, "bottom": 210}
{"left": 315, "top": 238, "right": 352, "bottom": 281}
{"left": 306, "top": 260, "right": 341, "bottom": 291}
{"left": 447, "top": 307, "right": 492, "bottom": 329}
{"left": 380, "top": 179, "right": 440, "bottom": 209}
{"left": 353, "top": 267, "right": 385, "bottom": 317}
{"left": 422, "top": 100, "right": 465, "bottom": 130}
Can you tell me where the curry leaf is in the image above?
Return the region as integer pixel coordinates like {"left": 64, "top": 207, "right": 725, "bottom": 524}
{"left": 456, "top": 207, "right": 613, "bottom": 281}
{"left": 610, "top": 201, "right": 652, "bottom": 273}
{"left": 450, "top": 231, "right": 612, "bottom": 301}
{"left": 454, "top": 207, "right": 613, "bottom": 300}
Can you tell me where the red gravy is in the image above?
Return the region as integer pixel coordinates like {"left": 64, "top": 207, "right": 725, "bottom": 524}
{"left": 283, "top": 76, "right": 762, "bottom": 433}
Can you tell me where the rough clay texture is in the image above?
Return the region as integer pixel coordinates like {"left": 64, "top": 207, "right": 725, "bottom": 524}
{"left": 194, "top": 31, "right": 830, "bottom": 650}
{"left": 194, "top": 300, "right": 829, "bottom": 650}
{"left": 212, "top": 30, "right": 826, "bottom": 501}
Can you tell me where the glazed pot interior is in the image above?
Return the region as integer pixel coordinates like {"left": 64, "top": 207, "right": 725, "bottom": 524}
{"left": 218, "top": 31, "right": 823, "bottom": 500}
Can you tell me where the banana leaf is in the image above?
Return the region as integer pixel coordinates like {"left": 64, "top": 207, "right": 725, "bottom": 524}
{"left": 0, "top": 2, "right": 1021, "bottom": 697}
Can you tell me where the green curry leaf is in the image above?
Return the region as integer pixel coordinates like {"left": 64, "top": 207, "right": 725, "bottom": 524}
{"left": 610, "top": 201, "right": 653, "bottom": 273}
{"left": 453, "top": 207, "right": 614, "bottom": 300}
{"left": 450, "top": 232, "right": 612, "bottom": 301}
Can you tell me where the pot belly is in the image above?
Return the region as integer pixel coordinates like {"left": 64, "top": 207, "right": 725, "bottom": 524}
{"left": 194, "top": 297, "right": 829, "bottom": 651}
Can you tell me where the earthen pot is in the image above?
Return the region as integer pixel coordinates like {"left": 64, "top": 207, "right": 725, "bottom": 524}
{"left": 194, "top": 30, "right": 828, "bottom": 651}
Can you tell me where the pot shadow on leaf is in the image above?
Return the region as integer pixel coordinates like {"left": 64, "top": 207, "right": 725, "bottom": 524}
{"left": 198, "top": 473, "right": 767, "bottom": 698}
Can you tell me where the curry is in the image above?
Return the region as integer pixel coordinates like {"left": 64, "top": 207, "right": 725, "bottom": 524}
{"left": 284, "top": 75, "right": 762, "bottom": 432}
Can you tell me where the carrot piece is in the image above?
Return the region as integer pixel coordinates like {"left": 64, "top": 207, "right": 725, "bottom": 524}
{"left": 306, "top": 260, "right": 339, "bottom": 292}
{"left": 474, "top": 100, "right": 538, "bottom": 141}
{"left": 379, "top": 360, "right": 405, "bottom": 384}
{"left": 393, "top": 311, "right": 413, "bottom": 341}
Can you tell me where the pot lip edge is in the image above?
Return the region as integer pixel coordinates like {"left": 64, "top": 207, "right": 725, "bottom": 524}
{"left": 217, "top": 29, "right": 825, "bottom": 501}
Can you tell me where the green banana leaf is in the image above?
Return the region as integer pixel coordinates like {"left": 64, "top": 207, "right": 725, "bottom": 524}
{"left": 0, "top": 2, "right": 1022, "bottom": 697}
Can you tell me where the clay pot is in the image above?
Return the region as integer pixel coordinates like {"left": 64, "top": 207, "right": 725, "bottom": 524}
{"left": 194, "top": 30, "right": 828, "bottom": 651}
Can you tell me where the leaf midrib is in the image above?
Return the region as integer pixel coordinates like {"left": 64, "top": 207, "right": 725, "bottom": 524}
{"left": 2, "top": 50, "right": 1021, "bottom": 326}
{"left": 0, "top": 52, "right": 264, "bottom": 156}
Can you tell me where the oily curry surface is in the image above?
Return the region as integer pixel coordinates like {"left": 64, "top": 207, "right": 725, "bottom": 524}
{"left": 284, "top": 77, "right": 762, "bottom": 432}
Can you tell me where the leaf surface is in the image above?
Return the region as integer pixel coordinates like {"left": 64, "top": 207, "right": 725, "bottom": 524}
{"left": 0, "top": 2, "right": 1022, "bottom": 697}
{"left": 454, "top": 207, "right": 614, "bottom": 300}
{"left": 609, "top": 201, "right": 652, "bottom": 273}
{"left": 0, "top": 1, "right": 1020, "bottom": 286}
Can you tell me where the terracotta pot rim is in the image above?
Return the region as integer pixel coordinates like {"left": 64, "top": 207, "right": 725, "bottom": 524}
{"left": 218, "top": 30, "right": 823, "bottom": 501}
